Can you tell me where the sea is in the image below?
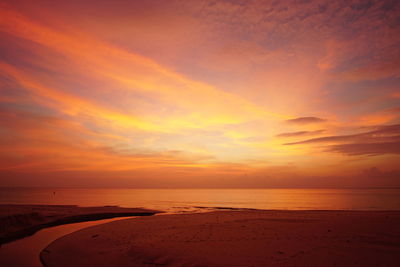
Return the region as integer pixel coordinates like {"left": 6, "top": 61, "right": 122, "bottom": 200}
{"left": 1, "top": 187, "right": 399, "bottom": 212}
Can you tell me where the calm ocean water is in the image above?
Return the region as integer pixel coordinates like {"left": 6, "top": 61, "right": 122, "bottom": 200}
{"left": 0, "top": 188, "right": 399, "bottom": 212}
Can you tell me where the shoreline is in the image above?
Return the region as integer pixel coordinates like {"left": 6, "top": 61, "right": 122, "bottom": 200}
{"left": 41, "top": 209, "right": 400, "bottom": 267}
{"left": 0, "top": 204, "right": 160, "bottom": 245}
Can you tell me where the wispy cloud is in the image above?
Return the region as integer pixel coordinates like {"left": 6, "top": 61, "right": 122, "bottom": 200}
{"left": 276, "top": 130, "right": 325, "bottom": 138}
{"left": 286, "top": 117, "right": 326, "bottom": 125}
{"left": 285, "top": 124, "right": 400, "bottom": 156}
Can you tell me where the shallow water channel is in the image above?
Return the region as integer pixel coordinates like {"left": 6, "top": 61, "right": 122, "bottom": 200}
{"left": 0, "top": 217, "right": 133, "bottom": 267}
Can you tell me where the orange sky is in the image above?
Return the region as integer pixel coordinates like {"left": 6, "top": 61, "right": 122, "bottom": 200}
{"left": 0, "top": 0, "right": 399, "bottom": 187}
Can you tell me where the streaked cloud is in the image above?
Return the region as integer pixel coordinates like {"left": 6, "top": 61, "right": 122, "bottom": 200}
{"left": 285, "top": 124, "right": 400, "bottom": 156}
{"left": 276, "top": 130, "right": 325, "bottom": 138}
{"left": 330, "top": 142, "right": 400, "bottom": 156}
{"left": 285, "top": 117, "right": 326, "bottom": 125}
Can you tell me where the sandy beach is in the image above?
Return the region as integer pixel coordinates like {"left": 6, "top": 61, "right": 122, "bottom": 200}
{"left": 0, "top": 204, "right": 159, "bottom": 245}
{"left": 41, "top": 210, "right": 400, "bottom": 267}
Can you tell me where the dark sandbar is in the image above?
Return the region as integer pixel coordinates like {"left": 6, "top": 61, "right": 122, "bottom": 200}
{"left": 0, "top": 204, "right": 159, "bottom": 245}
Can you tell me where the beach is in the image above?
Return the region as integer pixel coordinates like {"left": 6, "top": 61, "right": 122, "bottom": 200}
{"left": 0, "top": 204, "right": 159, "bottom": 245}
{"left": 2, "top": 0, "right": 400, "bottom": 266}
{"left": 41, "top": 210, "right": 400, "bottom": 267}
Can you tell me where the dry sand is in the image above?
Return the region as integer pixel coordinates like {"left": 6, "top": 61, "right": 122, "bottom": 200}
{"left": 0, "top": 204, "right": 159, "bottom": 244}
{"left": 41, "top": 210, "right": 400, "bottom": 267}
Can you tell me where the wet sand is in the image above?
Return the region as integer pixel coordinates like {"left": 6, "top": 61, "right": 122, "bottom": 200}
{"left": 0, "top": 204, "right": 159, "bottom": 244}
{"left": 41, "top": 210, "right": 400, "bottom": 267}
{"left": 0, "top": 217, "right": 135, "bottom": 267}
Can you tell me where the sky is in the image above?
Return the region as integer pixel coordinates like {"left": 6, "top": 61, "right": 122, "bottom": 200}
{"left": 0, "top": 0, "right": 399, "bottom": 187}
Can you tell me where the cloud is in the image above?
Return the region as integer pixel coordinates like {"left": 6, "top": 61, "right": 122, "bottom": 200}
{"left": 0, "top": 0, "right": 400, "bottom": 186}
{"left": 0, "top": 5, "right": 286, "bottom": 131}
{"left": 285, "top": 117, "right": 325, "bottom": 125}
{"left": 330, "top": 142, "right": 400, "bottom": 156}
{"left": 358, "top": 106, "right": 400, "bottom": 125}
{"left": 360, "top": 167, "right": 400, "bottom": 181}
{"left": 0, "top": 107, "right": 214, "bottom": 172}
{"left": 286, "top": 124, "right": 400, "bottom": 145}
{"left": 285, "top": 124, "right": 400, "bottom": 155}
{"left": 276, "top": 130, "right": 325, "bottom": 138}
